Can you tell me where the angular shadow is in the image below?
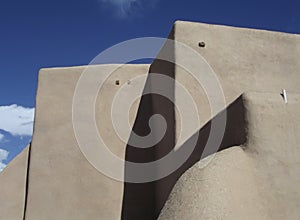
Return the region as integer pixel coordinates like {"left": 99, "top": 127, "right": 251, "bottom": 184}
{"left": 153, "top": 95, "right": 247, "bottom": 220}
{"left": 121, "top": 25, "right": 247, "bottom": 218}
{"left": 121, "top": 27, "right": 176, "bottom": 220}
{"left": 121, "top": 92, "right": 247, "bottom": 220}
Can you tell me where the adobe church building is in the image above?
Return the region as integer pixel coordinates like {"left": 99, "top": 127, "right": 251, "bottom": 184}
{"left": 1, "top": 21, "right": 300, "bottom": 220}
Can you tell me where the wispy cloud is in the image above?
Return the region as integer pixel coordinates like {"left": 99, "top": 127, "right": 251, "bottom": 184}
{"left": 0, "top": 149, "right": 9, "bottom": 172}
{"left": 0, "top": 133, "right": 4, "bottom": 142}
{"left": 99, "top": 0, "right": 158, "bottom": 18}
{"left": 0, "top": 105, "right": 35, "bottom": 136}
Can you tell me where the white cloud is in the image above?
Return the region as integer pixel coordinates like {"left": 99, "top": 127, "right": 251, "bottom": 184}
{"left": 0, "top": 105, "right": 35, "bottom": 136}
{"left": 0, "top": 149, "right": 9, "bottom": 172}
{"left": 0, "top": 133, "right": 4, "bottom": 141}
{"left": 99, "top": 0, "right": 158, "bottom": 17}
{"left": 0, "top": 163, "right": 6, "bottom": 172}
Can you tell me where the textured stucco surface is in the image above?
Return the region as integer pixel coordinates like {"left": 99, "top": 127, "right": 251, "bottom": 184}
{"left": 24, "top": 64, "right": 149, "bottom": 220}
{"left": 0, "top": 21, "right": 300, "bottom": 220}
{"left": 173, "top": 21, "right": 300, "bottom": 144}
{"left": 159, "top": 92, "right": 300, "bottom": 220}
{"left": 128, "top": 21, "right": 300, "bottom": 219}
{"left": 0, "top": 146, "right": 29, "bottom": 220}
{"left": 158, "top": 21, "right": 300, "bottom": 219}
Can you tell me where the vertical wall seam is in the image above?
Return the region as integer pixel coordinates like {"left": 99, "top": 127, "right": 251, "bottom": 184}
{"left": 22, "top": 143, "right": 31, "bottom": 220}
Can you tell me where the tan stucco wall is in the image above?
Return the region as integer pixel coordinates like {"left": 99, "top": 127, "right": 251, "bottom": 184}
{"left": 0, "top": 20, "right": 300, "bottom": 220}
{"left": 0, "top": 146, "right": 29, "bottom": 220}
{"left": 24, "top": 64, "right": 149, "bottom": 220}
{"left": 173, "top": 21, "right": 300, "bottom": 143}
{"left": 130, "top": 21, "right": 300, "bottom": 219}
{"left": 159, "top": 92, "right": 300, "bottom": 219}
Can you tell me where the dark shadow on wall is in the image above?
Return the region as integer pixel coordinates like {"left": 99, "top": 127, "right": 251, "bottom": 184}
{"left": 121, "top": 26, "right": 176, "bottom": 220}
{"left": 121, "top": 94, "right": 247, "bottom": 220}
{"left": 153, "top": 95, "right": 247, "bottom": 220}
{"left": 23, "top": 144, "right": 31, "bottom": 220}
{"left": 121, "top": 25, "right": 247, "bottom": 219}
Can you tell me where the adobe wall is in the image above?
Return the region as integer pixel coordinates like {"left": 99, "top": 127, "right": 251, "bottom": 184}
{"left": 159, "top": 92, "right": 300, "bottom": 219}
{"left": 122, "top": 21, "right": 300, "bottom": 219}
{"left": 0, "top": 21, "right": 299, "bottom": 220}
{"left": 0, "top": 146, "right": 29, "bottom": 220}
{"left": 24, "top": 65, "right": 149, "bottom": 220}
{"left": 173, "top": 20, "right": 300, "bottom": 144}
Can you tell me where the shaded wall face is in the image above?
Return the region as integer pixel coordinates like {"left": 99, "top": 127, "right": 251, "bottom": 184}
{"left": 159, "top": 93, "right": 300, "bottom": 220}
{"left": 122, "top": 65, "right": 176, "bottom": 219}
{"left": 122, "top": 22, "right": 300, "bottom": 220}
{"left": 121, "top": 28, "right": 176, "bottom": 220}
{"left": 156, "top": 22, "right": 300, "bottom": 219}
{"left": 121, "top": 24, "right": 249, "bottom": 219}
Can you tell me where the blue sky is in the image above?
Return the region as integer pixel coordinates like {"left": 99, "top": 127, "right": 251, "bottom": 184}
{"left": 0, "top": 0, "right": 299, "bottom": 171}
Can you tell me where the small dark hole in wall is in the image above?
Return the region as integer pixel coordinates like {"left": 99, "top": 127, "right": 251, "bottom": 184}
{"left": 198, "top": 42, "right": 205, "bottom": 47}
{"left": 115, "top": 80, "right": 120, "bottom": 85}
